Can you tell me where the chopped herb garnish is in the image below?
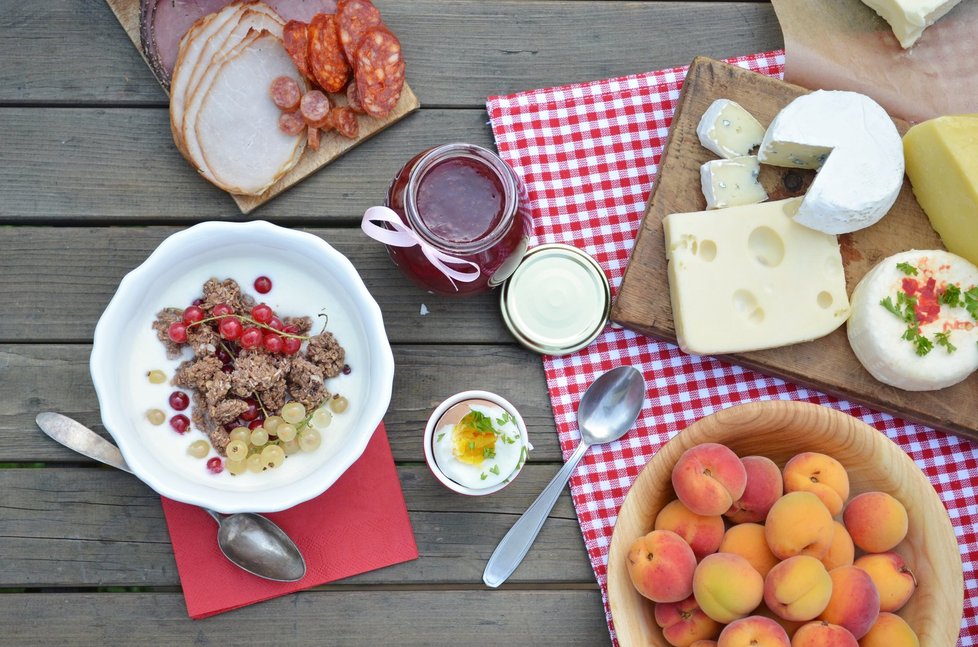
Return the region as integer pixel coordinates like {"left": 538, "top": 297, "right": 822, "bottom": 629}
{"left": 489, "top": 464, "right": 500, "bottom": 475}
{"left": 463, "top": 410, "right": 496, "bottom": 435}
{"left": 467, "top": 441, "right": 476, "bottom": 450}
{"left": 480, "top": 472, "right": 487, "bottom": 481}
{"left": 901, "top": 327, "right": 933, "bottom": 356}
{"left": 896, "top": 261, "right": 919, "bottom": 276}
{"left": 436, "top": 432, "right": 445, "bottom": 442}
{"left": 482, "top": 446, "right": 496, "bottom": 459}
{"left": 940, "top": 284, "right": 962, "bottom": 308}
{"left": 880, "top": 296, "right": 901, "bottom": 318}
{"left": 935, "top": 331, "right": 957, "bottom": 353}
{"left": 965, "top": 287, "right": 978, "bottom": 321}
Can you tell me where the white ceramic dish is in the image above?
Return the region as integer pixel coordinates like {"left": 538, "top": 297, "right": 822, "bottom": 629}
{"left": 90, "top": 221, "right": 394, "bottom": 513}
{"left": 423, "top": 390, "right": 530, "bottom": 496}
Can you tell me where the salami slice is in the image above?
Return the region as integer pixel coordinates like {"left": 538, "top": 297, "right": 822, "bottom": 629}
{"left": 308, "top": 13, "right": 350, "bottom": 93}
{"left": 326, "top": 106, "right": 360, "bottom": 139}
{"left": 346, "top": 81, "right": 365, "bottom": 114}
{"left": 300, "top": 89, "right": 332, "bottom": 128}
{"left": 278, "top": 111, "right": 306, "bottom": 136}
{"left": 353, "top": 26, "right": 405, "bottom": 119}
{"left": 307, "top": 125, "right": 321, "bottom": 151}
{"left": 283, "top": 20, "right": 312, "bottom": 81}
{"left": 337, "top": 0, "right": 382, "bottom": 61}
{"left": 270, "top": 76, "right": 302, "bottom": 112}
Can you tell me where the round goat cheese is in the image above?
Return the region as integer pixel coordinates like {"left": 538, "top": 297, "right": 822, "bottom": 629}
{"left": 758, "top": 90, "right": 904, "bottom": 235}
{"left": 848, "top": 250, "right": 978, "bottom": 391}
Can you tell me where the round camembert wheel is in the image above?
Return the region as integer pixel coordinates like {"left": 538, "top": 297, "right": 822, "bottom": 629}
{"left": 848, "top": 249, "right": 978, "bottom": 391}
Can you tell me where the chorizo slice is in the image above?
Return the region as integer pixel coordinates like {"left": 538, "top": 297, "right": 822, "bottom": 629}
{"left": 308, "top": 13, "right": 350, "bottom": 93}
{"left": 282, "top": 20, "right": 312, "bottom": 80}
{"left": 278, "top": 111, "right": 306, "bottom": 136}
{"left": 270, "top": 75, "right": 302, "bottom": 112}
{"left": 337, "top": 0, "right": 382, "bottom": 62}
{"left": 353, "top": 26, "right": 405, "bottom": 119}
{"left": 326, "top": 106, "right": 360, "bottom": 139}
{"left": 346, "top": 80, "right": 365, "bottom": 114}
{"left": 299, "top": 90, "right": 332, "bottom": 128}
{"left": 307, "top": 125, "right": 321, "bottom": 151}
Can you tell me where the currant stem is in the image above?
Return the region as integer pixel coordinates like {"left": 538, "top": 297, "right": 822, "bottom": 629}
{"left": 177, "top": 311, "right": 313, "bottom": 340}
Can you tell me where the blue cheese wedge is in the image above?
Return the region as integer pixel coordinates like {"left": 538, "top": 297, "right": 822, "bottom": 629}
{"left": 848, "top": 250, "right": 978, "bottom": 391}
{"left": 758, "top": 90, "right": 904, "bottom": 235}
{"left": 663, "top": 198, "right": 850, "bottom": 355}
{"left": 860, "top": 0, "right": 963, "bottom": 48}
{"left": 700, "top": 155, "right": 768, "bottom": 209}
{"left": 696, "top": 99, "right": 766, "bottom": 159}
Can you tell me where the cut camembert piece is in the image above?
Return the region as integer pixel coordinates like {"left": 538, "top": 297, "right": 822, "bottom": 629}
{"left": 848, "top": 250, "right": 978, "bottom": 391}
{"left": 663, "top": 198, "right": 850, "bottom": 356}
{"left": 758, "top": 90, "right": 904, "bottom": 235}
{"left": 696, "top": 99, "right": 766, "bottom": 159}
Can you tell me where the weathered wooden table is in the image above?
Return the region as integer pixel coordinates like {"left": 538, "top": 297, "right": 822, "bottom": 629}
{"left": 0, "top": 2, "right": 783, "bottom": 644}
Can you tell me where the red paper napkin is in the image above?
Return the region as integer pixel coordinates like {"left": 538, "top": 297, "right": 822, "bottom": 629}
{"left": 487, "top": 51, "right": 978, "bottom": 645}
{"left": 161, "top": 422, "right": 417, "bottom": 619}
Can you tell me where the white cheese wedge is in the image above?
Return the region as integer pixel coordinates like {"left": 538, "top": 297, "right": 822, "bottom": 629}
{"left": 663, "top": 198, "right": 850, "bottom": 355}
{"left": 848, "top": 249, "right": 978, "bottom": 391}
{"left": 860, "top": 0, "right": 963, "bottom": 48}
{"left": 758, "top": 90, "right": 904, "bottom": 235}
{"left": 700, "top": 155, "right": 768, "bottom": 209}
{"left": 696, "top": 99, "right": 766, "bottom": 159}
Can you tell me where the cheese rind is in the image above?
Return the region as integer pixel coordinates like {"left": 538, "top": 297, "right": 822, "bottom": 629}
{"left": 700, "top": 156, "right": 768, "bottom": 210}
{"left": 663, "top": 198, "right": 850, "bottom": 355}
{"left": 696, "top": 99, "right": 766, "bottom": 159}
{"left": 758, "top": 90, "right": 904, "bottom": 235}
{"left": 904, "top": 115, "right": 978, "bottom": 267}
{"left": 860, "top": 0, "right": 963, "bottom": 48}
{"left": 847, "top": 250, "right": 978, "bottom": 391}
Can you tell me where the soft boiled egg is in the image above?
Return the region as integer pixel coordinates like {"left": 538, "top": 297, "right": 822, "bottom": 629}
{"left": 431, "top": 399, "right": 527, "bottom": 490}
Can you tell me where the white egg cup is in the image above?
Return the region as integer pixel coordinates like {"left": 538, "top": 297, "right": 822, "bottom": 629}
{"left": 423, "top": 390, "right": 530, "bottom": 496}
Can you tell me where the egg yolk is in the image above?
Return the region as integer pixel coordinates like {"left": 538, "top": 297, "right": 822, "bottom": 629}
{"left": 451, "top": 411, "right": 497, "bottom": 465}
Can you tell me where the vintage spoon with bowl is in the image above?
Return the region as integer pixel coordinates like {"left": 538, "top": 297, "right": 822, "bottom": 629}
{"left": 483, "top": 365, "right": 646, "bottom": 587}
{"left": 35, "top": 412, "right": 307, "bottom": 583}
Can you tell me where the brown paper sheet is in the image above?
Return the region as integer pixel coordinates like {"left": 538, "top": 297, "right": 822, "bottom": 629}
{"left": 772, "top": 0, "right": 978, "bottom": 123}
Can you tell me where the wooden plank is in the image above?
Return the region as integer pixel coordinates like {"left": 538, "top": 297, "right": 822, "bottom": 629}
{"left": 0, "top": 467, "right": 591, "bottom": 587}
{"left": 0, "top": 227, "right": 523, "bottom": 345}
{"left": 610, "top": 57, "right": 978, "bottom": 440}
{"left": 0, "top": 345, "right": 563, "bottom": 463}
{"left": 0, "top": 591, "right": 609, "bottom": 645}
{"left": 0, "top": 1, "right": 782, "bottom": 106}
{"left": 0, "top": 108, "right": 491, "bottom": 221}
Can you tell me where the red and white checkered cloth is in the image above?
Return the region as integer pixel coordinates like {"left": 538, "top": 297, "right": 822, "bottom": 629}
{"left": 487, "top": 50, "right": 978, "bottom": 645}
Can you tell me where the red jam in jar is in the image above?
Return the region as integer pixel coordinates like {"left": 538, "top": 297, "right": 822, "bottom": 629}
{"left": 385, "top": 143, "right": 532, "bottom": 296}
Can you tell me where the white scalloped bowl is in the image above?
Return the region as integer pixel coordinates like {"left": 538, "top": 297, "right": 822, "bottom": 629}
{"left": 90, "top": 221, "right": 394, "bottom": 513}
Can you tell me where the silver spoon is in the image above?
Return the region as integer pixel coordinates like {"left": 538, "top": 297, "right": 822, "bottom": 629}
{"left": 35, "top": 412, "right": 307, "bottom": 582}
{"left": 483, "top": 365, "right": 646, "bottom": 588}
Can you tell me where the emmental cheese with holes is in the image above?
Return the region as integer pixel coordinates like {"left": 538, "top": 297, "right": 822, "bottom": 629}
{"left": 662, "top": 198, "right": 850, "bottom": 355}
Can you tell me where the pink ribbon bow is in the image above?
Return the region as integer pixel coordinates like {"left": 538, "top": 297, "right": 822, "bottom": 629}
{"left": 361, "top": 206, "right": 482, "bottom": 289}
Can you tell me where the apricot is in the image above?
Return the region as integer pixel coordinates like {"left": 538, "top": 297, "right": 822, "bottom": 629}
{"left": 672, "top": 443, "right": 748, "bottom": 516}
{"left": 765, "top": 491, "right": 835, "bottom": 560}
{"left": 820, "top": 522, "right": 855, "bottom": 571}
{"left": 818, "top": 566, "right": 879, "bottom": 639}
{"left": 655, "top": 595, "right": 723, "bottom": 647}
{"left": 859, "top": 612, "right": 920, "bottom": 647}
{"left": 718, "top": 615, "right": 791, "bottom": 647}
{"left": 693, "top": 552, "right": 765, "bottom": 623}
{"left": 719, "top": 523, "right": 779, "bottom": 578}
{"left": 627, "top": 530, "right": 697, "bottom": 603}
{"left": 655, "top": 499, "right": 726, "bottom": 560}
{"left": 690, "top": 642, "right": 718, "bottom": 647}
{"left": 791, "top": 621, "right": 858, "bottom": 646}
{"left": 783, "top": 452, "right": 850, "bottom": 516}
{"left": 763, "top": 555, "right": 833, "bottom": 622}
{"left": 853, "top": 552, "right": 916, "bottom": 613}
{"left": 726, "top": 455, "right": 784, "bottom": 524}
{"left": 843, "top": 492, "right": 908, "bottom": 553}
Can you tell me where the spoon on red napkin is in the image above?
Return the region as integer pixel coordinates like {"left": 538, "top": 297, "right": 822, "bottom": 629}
{"left": 483, "top": 365, "right": 646, "bottom": 587}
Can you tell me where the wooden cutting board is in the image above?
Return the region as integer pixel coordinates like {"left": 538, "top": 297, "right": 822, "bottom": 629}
{"left": 610, "top": 56, "right": 978, "bottom": 442}
{"left": 105, "top": 0, "right": 420, "bottom": 214}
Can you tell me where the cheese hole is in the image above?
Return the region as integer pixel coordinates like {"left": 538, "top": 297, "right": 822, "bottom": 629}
{"left": 817, "top": 291, "right": 834, "bottom": 309}
{"left": 747, "top": 226, "right": 785, "bottom": 268}
{"left": 733, "top": 289, "right": 765, "bottom": 325}
{"left": 699, "top": 240, "right": 717, "bottom": 262}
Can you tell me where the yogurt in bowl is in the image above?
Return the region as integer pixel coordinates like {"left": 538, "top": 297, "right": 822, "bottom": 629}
{"left": 423, "top": 391, "right": 530, "bottom": 495}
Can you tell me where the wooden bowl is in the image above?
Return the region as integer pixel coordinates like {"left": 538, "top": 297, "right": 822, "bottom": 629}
{"left": 607, "top": 400, "right": 962, "bottom": 645}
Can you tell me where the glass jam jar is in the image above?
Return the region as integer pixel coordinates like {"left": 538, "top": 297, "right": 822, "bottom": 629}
{"left": 384, "top": 143, "right": 532, "bottom": 296}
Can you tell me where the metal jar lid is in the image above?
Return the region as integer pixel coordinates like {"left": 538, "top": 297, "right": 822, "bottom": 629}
{"left": 500, "top": 243, "right": 611, "bottom": 356}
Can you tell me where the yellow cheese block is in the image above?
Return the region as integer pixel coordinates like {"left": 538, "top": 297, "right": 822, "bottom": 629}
{"left": 904, "top": 115, "right": 978, "bottom": 266}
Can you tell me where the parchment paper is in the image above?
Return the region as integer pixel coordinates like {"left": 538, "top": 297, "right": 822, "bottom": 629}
{"left": 772, "top": 0, "right": 978, "bottom": 123}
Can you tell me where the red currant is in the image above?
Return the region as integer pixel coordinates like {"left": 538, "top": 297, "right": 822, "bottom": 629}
{"left": 206, "top": 457, "right": 223, "bottom": 474}
{"left": 240, "top": 398, "right": 260, "bottom": 422}
{"left": 254, "top": 276, "right": 273, "bottom": 294}
{"left": 283, "top": 324, "right": 300, "bottom": 335}
{"left": 248, "top": 417, "right": 265, "bottom": 430}
{"left": 282, "top": 336, "right": 302, "bottom": 355}
{"left": 221, "top": 364, "right": 234, "bottom": 374}
{"left": 342, "top": 364, "right": 352, "bottom": 375}
{"left": 170, "top": 414, "right": 190, "bottom": 434}
{"left": 251, "top": 303, "right": 273, "bottom": 324}
{"left": 182, "top": 305, "right": 205, "bottom": 324}
{"left": 239, "top": 326, "right": 263, "bottom": 350}
{"left": 192, "top": 298, "right": 204, "bottom": 306}
{"left": 212, "top": 303, "right": 234, "bottom": 318}
{"left": 167, "top": 322, "right": 188, "bottom": 343}
{"left": 169, "top": 391, "right": 190, "bottom": 411}
{"left": 219, "top": 317, "right": 243, "bottom": 340}
{"left": 263, "top": 332, "right": 283, "bottom": 353}
{"left": 215, "top": 348, "right": 232, "bottom": 364}
{"left": 268, "top": 316, "right": 284, "bottom": 330}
